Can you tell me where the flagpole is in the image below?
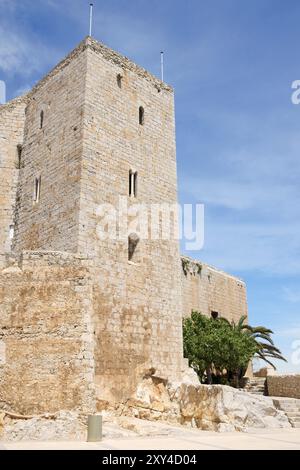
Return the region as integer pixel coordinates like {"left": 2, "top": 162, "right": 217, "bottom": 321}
{"left": 89, "top": 3, "right": 94, "bottom": 37}
{"left": 160, "top": 51, "right": 164, "bottom": 82}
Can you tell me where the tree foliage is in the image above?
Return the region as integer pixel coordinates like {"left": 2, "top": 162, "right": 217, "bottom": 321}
{"left": 183, "top": 311, "right": 285, "bottom": 386}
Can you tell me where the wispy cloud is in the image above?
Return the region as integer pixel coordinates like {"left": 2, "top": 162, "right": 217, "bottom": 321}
{"left": 0, "top": 0, "right": 65, "bottom": 96}
{"left": 0, "top": 26, "right": 47, "bottom": 75}
{"left": 282, "top": 287, "right": 300, "bottom": 304}
{"left": 277, "top": 327, "right": 300, "bottom": 339}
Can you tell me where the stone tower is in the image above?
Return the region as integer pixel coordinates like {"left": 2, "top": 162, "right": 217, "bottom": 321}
{"left": 1, "top": 37, "right": 184, "bottom": 405}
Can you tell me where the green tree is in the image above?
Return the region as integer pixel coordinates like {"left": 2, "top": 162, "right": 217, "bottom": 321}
{"left": 183, "top": 311, "right": 257, "bottom": 385}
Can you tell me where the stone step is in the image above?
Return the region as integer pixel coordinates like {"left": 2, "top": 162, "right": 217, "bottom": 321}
{"left": 273, "top": 398, "right": 300, "bottom": 405}
{"left": 284, "top": 410, "right": 300, "bottom": 418}
{"left": 279, "top": 406, "right": 300, "bottom": 412}
{"left": 271, "top": 397, "right": 300, "bottom": 426}
{"left": 247, "top": 384, "right": 265, "bottom": 387}
{"left": 246, "top": 385, "right": 265, "bottom": 388}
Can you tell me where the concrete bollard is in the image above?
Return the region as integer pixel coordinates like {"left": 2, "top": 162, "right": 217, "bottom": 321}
{"left": 87, "top": 414, "right": 102, "bottom": 442}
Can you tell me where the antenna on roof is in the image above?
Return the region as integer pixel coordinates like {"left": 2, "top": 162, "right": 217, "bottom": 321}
{"left": 160, "top": 51, "right": 164, "bottom": 82}
{"left": 89, "top": 3, "right": 94, "bottom": 37}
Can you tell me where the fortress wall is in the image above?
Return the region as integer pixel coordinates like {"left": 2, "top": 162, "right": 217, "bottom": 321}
{"left": 13, "top": 50, "right": 87, "bottom": 253}
{"left": 0, "top": 251, "right": 96, "bottom": 415}
{"left": 181, "top": 257, "right": 248, "bottom": 323}
{"left": 0, "top": 98, "right": 26, "bottom": 254}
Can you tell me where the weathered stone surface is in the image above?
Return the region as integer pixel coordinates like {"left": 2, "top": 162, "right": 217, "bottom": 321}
{"left": 0, "top": 410, "right": 174, "bottom": 442}
{"left": 0, "top": 252, "right": 96, "bottom": 415}
{"left": 181, "top": 257, "right": 248, "bottom": 323}
{"left": 267, "top": 375, "right": 300, "bottom": 399}
{"left": 121, "top": 377, "right": 291, "bottom": 432}
{"left": 0, "top": 96, "right": 26, "bottom": 255}
{"left": 1, "top": 411, "right": 86, "bottom": 442}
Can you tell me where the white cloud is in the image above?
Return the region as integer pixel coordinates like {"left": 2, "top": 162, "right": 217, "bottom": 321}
{"left": 0, "top": 25, "right": 60, "bottom": 77}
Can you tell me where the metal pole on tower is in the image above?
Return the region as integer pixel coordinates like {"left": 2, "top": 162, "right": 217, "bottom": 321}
{"left": 160, "top": 51, "right": 164, "bottom": 82}
{"left": 89, "top": 3, "right": 94, "bottom": 37}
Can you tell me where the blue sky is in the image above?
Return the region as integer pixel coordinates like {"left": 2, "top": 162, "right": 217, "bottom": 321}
{"left": 1, "top": 0, "right": 300, "bottom": 373}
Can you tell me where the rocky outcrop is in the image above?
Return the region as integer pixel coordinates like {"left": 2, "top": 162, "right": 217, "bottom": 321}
{"left": 0, "top": 378, "right": 291, "bottom": 441}
{"left": 119, "top": 377, "right": 291, "bottom": 432}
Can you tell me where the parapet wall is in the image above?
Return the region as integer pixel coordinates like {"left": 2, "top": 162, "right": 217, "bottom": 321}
{"left": 0, "top": 251, "right": 96, "bottom": 414}
{"left": 267, "top": 375, "right": 300, "bottom": 399}
{"left": 181, "top": 257, "right": 248, "bottom": 322}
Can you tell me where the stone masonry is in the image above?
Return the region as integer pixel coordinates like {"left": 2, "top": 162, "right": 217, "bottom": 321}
{"left": 0, "top": 97, "right": 26, "bottom": 258}
{"left": 181, "top": 256, "right": 248, "bottom": 322}
{"left": 0, "top": 37, "right": 248, "bottom": 414}
{"left": 0, "top": 252, "right": 95, "bottom": 414}
{"left": 267, "top": 375, "right": 300, "bottom": 400}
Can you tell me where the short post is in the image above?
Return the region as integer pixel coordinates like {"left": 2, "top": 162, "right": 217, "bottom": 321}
{"left": 87, "top": 414, "right": 102, "bottom": 442}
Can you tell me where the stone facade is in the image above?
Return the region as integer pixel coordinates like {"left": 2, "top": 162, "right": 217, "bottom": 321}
{"left": 0, "top": 252, "right": 95, "bottom": 414}
{"left": 0, "top": 97, "right": 26, "bottom": 258}
{"left": 267, "top": 375, "right": 300, "bottom": 399}
{"left": 0, "top": 37, "right": 248, "bottom": 414}
{"left": 181, "top": 257, "right": 248, "bottom": 322}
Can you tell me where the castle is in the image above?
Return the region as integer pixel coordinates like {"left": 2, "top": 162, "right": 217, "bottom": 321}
{"left": 0, "top": 37, "right": 248, "bottom": 414}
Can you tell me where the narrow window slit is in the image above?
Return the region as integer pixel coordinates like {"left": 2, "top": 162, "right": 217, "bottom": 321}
{"left": 139, "top": 106, "right": 144, "bottom": 126}
{"left": 129, "top": 170, "right": 138, "bottom": 198}
{"left": 16, "top": 144, "right": 22, "bottom": 169}
{"left": 134, "top": 171, "right": 138, "bottom": 197}
{"left": 40, "top": 110, "right": 44, "bottom": 129}
{"left": 34, "top": 176, "right": 41, "bottom": 204}
{"left": 128, "top": 233, "right": 140, "bottom": 262}
{"left": 9, "top": 225, "right": 14, "bottom": 240}
{"left": 117, "top": 74, "right": 123, "bottom": 89}
{"left": 129, "top": 170, "right": 133, "bottom": 196}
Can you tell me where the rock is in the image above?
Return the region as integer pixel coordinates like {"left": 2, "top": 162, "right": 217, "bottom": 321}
{"left": 121, "top": 377, "right": 291, "bottom": 432}
{"left": 181, "top": 367, "right": 200, "bottom": 387}
{"left": 176, "top": 384, "right": 290, "bottom": 431}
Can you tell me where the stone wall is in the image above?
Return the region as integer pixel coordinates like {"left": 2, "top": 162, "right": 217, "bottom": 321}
{"left": 181, "top": 257, "right": 248, "bottom": 322}
{"left": 13, "top": 45, "right": 87, "bottom": 254}
{"left": 0, "top": 251, "right": 96, "bottom": 415}
{"left": 267, "top": 375, "right": 300, "bottom": 399}
{"left": 0, "top": 97, "right": 26, "bottom": 255}
{"left": 79, "top": 40, "right": 184, "bottom": 402}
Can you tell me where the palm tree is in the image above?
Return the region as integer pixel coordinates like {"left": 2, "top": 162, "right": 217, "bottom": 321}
{"left": 220, "top": 315, "right": 286, "bottom": 370}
